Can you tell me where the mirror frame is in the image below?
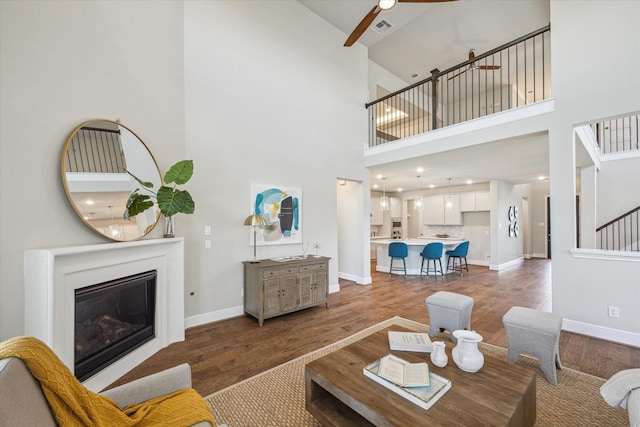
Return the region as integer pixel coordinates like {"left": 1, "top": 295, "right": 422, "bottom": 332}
{"left": 60, "top": 119, "right": 162, "bottom": 241}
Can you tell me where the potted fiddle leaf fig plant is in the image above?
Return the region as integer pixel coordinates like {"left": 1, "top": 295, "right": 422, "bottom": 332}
{"left": 124, "top": 160, "right": 195, "bottom": 237}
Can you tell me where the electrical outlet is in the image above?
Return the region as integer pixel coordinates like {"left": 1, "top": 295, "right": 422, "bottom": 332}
{"left": 204, "top": 240, "right": 211, "bottom": 249}
{"left": 608, "top": 306, "right": 619, "bottom": 318}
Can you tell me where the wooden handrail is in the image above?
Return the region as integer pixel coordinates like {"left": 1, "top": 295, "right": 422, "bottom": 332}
{"left": 596, "top": 205, "right": 640, "bottom": 232}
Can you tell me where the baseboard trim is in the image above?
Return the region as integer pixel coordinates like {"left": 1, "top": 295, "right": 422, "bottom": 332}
{"left": 562, "top": 318, "right": 640, "bottom": 348}
{"left": 338, "top": 271, "right": 372, "bottom": 285}
{"left": 185, "top": 285, "right": 342, "bottom": 329}
{"left": 185, "top": 305, "right": 244, "bottom": 329}
{"left": 489, "top": 257, "right": 524, "bottom": 271}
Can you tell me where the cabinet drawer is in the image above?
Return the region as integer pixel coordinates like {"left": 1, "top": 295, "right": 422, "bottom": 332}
{"left": 262, "top": 266, "right": 298, "bottom": 278}
{"left": 300, "top": 263, "right": 327, "bottom": 273}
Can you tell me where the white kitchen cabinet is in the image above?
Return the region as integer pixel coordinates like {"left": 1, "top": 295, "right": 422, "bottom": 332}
{"left": 390, "top": 197, "right": 402, "bottom": 218}
{"left": 460, "top": 192, "right": 490, "bottom": 212}
{"left": 370, "top": 197, "right": 383, "bottom": 225}
{"left": 444, "top": 195, "right": 462, "bottom": 224}
{"left": 460, "top": 193, "right": 476, "bottom": 212}
{"left": 424, "top": 195, "right": 462, "bottom": 225}
{"left": 424, "top": 196, "right": 445, "bottom": 224}
{"left": 476, "top": 192, "right": 490, "bottom": 211}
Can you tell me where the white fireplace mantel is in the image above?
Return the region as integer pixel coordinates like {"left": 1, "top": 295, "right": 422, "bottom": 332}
{"left": 24, "top": 238, "right": 185, "bottom": 392}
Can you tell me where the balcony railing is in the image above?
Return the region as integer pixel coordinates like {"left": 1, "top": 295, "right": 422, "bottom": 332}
{"left": 366, "top": 25, "right": 551, "bottom": 148}
{"left": 591, "top": 113, "right": 640, "bottom": 154}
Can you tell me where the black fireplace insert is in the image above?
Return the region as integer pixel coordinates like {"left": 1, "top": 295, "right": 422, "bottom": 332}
{"left": 74, "top": 270, "right": 156, "bottom": 382}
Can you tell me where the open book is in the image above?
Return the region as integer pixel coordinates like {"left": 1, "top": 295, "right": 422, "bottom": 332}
{"left": 388, "top": 331, "right": 433, "bottom": 353}
{"left": 377, "top": 354, "right": 430, "bottom": 387}
{"left": 364, "top": 355, "right": 451, "bottom": 410}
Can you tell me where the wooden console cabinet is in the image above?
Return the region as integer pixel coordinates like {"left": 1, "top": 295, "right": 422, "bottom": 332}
{"left": 243, "top": 257, "right": 330, "bottom": 326}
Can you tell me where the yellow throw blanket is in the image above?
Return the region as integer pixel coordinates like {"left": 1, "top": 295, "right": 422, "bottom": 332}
{"left": 0, "top": 336, "right": 215, "bottom": 426}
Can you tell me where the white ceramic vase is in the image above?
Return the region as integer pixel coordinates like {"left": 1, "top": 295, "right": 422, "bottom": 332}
{"left": 430, "top": 341, "right": 448, "bottom": 368}
{"left": 452, "top": 330, "right": 484, "bottom": 373}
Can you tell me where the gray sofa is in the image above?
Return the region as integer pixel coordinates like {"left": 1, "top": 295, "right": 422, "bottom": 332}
{"left": 600, "top": 368, "right": 640, "bottom": 427}
{"left": 0, "top": 357, "right": 216, "bottom": 426}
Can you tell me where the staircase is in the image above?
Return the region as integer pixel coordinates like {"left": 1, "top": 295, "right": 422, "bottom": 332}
{"left": 584, "top": 112, "right": 640, "bottom": 252}
{"left": 596, "top": 206, "right": 640, "bottom": 251}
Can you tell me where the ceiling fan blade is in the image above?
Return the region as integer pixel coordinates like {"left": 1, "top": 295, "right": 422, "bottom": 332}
{"left": 447, "top": 69, "right": 468, "bottom": 80}
{"left": 344, "top": 6, "right": 381, "bottom": 47}
{"left": 477, "top": 65, "right": 501, "bottom": 70}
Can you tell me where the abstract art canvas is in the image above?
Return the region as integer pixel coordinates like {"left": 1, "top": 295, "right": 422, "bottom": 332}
{"left": 250, "top": 183, "right": 301, "bottom": 246}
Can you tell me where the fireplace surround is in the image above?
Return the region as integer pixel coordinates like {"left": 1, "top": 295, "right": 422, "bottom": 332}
{"left": 24, "top": 238, "right": 184, "bottom": 392}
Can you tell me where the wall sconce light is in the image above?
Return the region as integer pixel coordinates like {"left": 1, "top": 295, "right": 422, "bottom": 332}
{"left": 244, "top": 214, "right": 266, "bottom": 263}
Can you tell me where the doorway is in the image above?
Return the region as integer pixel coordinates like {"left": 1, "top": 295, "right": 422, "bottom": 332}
{"left": 336, "top": 178, "right": 369, "bottom": 284}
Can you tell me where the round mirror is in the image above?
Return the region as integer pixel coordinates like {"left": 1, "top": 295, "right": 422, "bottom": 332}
{"left": 61, "top": 119, "right": 162, "bottom": 241}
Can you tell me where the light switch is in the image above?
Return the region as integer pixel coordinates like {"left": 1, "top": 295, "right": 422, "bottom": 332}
{"left": 204, "top": 225, "right": 212, "bottom": 236}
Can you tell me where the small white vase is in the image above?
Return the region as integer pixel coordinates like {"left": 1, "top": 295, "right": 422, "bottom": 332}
{"left": 430, "top": 341, "right": 448, "bottom": 368}
{"left": 452, "top": 330, "right": 484, "bottom": 373}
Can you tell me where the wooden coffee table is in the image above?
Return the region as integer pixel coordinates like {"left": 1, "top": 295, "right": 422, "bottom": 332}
{"left": 305, "top": 326, "right": 536, "bottom": 426}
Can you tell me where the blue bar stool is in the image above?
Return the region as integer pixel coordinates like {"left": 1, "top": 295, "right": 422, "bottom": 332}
{"left": 388, "top": 242, "right": 408, "bottom": 277}
{"left": 445, "top": 241, "right": 470, "bottom": 276}
{"left": 420, "top": 242, "right": 443, "bottom": 277}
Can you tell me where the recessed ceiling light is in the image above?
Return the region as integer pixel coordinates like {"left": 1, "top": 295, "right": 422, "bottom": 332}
{"left": 373, "top": 184, "right": 379, "bottom": 189}
{"left": 376, "top": 174, "right": 383, "bottom": 179}
{"left": 397, "top": 188, "right": 403, "bottom": 192}
{"left": 466, "top": 180, "right": 473, "bottom": 184}
{"left": 538, "top": 176, "right": 546, "bottom": 180}
{"left": 85, "top": 200, "right": 94, "bottom": 205}
{"left": 429, "top": 184, "right": 435, "bottom": 189}
{"left": 417, "top": 167, "right": 424, "bottom": 172}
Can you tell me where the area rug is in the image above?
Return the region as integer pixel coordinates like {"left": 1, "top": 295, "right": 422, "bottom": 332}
{"left": 205, "top": 316, "right": 627, "bottom": 426}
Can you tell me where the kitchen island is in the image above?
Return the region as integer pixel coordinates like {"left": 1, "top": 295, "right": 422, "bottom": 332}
{"left": 372, "top": 238, "right": 465, "bottom": 275}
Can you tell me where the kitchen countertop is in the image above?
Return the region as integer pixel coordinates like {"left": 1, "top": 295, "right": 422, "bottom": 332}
{"left": 370, "top": 235, "right": 391, "bottom": 240}
{"left": 371, "top": 238, "right": 464, "bottom": 245}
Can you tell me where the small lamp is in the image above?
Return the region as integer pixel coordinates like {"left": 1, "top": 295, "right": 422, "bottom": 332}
{"left": 244, "top": 214, "right": 266, "bottom": 263}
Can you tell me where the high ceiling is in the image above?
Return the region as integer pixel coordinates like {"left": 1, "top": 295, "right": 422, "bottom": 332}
{"left": 299, "top": 0, "right": 551, "bottom": 192}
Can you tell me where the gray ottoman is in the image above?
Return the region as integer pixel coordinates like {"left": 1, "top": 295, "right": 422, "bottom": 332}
{"left": 425, "top": 291, "right": 474, "bottom": 343}
{"left": 502, "top": 306, "right": 563, "bottom": 385}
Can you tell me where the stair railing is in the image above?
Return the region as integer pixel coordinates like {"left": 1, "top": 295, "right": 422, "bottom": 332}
{"left": 590, "top": 113, "right": 640, "bottom": 154}
{"left": 596, "top": 206, "right": 640, "bottom": 251}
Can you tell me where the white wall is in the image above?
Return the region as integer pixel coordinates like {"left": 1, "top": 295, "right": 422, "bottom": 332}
{"left": 596, "top": 157, "right": 640, "bottom": 225}
{"left": 0, "top": 0, "right": 370, "bottom": 340}
{"left": 549, "top": 0, "right": 640, "bottom": 341}
{"left": 182, "top": 1, "right": 369, "bottom": 322}
{"left": 0, "top": 1, "right": 186, "bottom": 340}
{"left": 489, "top": 180, "right": 524, "bottom": 269}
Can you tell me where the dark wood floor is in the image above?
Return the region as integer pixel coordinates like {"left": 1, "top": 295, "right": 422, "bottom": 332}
{"left": 109, "top": 259, "right": 640, "bottom": 396}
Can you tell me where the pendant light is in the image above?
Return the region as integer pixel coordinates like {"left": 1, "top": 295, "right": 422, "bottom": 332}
{"left": 414, "top": 175, "right": 424, "bottom": 210}
{"left": 380, "top": 178, "right": 390, "bottom": 211}
{"left": 445, "top": 178, "right": 454, "bottom": 211}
